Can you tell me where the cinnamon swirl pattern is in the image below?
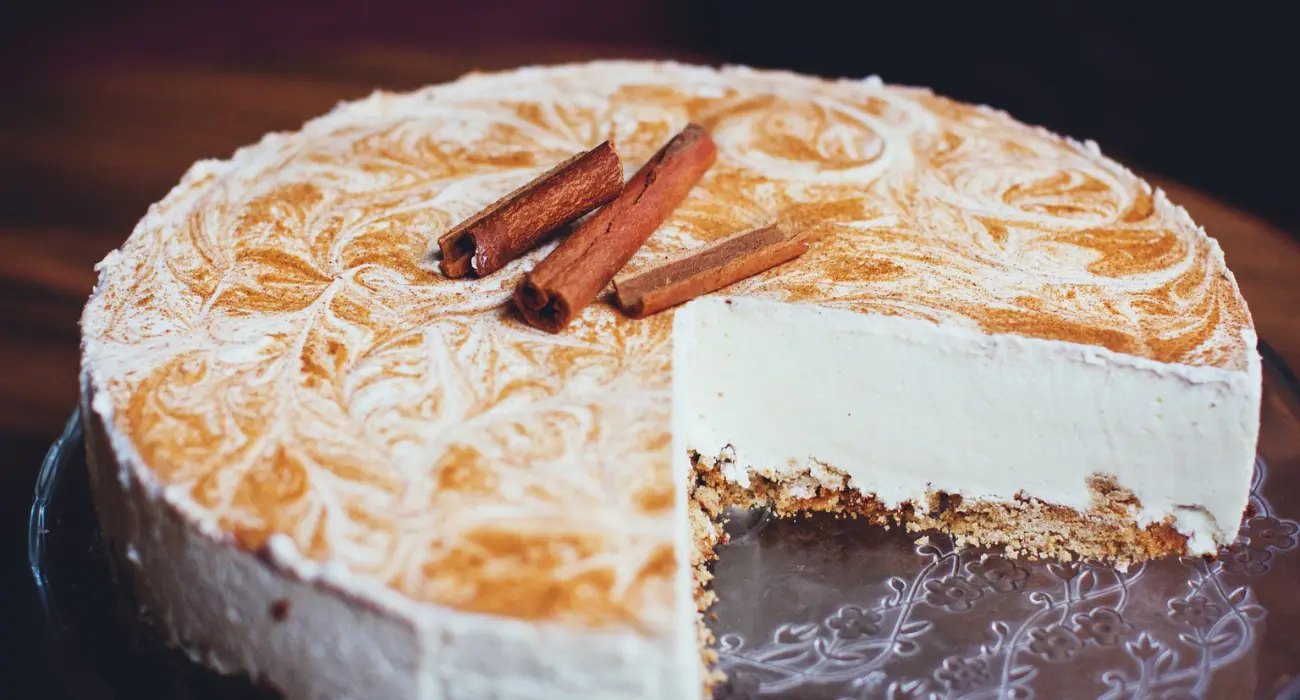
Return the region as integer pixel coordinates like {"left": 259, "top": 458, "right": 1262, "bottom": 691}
{"left": 81, "top": 62, "right": 1254, "bottom": 632}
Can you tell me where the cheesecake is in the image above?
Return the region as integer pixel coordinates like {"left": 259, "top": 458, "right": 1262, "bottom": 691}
{"left": 79, "top": 61, "right": 1261, "bottom": 699}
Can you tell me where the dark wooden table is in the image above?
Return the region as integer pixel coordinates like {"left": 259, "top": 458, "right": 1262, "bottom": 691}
{"left": 2, "top": 45, "right": 1298, "bottom": 697}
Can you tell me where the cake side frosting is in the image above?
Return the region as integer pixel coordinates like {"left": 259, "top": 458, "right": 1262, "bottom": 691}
{"left": 81, "top": 61, "right": 1257, "bottom": 637}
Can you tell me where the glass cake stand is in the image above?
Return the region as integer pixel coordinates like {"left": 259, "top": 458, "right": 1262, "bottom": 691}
{"left": 30, "top": 344, "right": 1300, "bottom": 700}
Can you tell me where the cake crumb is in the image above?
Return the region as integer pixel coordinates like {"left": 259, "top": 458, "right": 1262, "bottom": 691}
{"left": 269, "top": 599, "right": 291, "bottom": 622}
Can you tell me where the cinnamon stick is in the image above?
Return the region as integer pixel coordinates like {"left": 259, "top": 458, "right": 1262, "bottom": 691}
{"left": 514, "top": 124, "right": 717, "bottom": 332}
{"left": 434, "top": 141, "right": 623, "bottom": 278}
{"left": 614, "top": 223, "right": 809, "bottom": 318}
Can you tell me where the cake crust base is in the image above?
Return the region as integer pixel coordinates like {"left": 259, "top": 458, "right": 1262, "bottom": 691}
{"left": 689, "top": 454, "right": 1189, "bottom": 566}
{"left": 686, "top": 452, "right": 1193, "bottom": 694}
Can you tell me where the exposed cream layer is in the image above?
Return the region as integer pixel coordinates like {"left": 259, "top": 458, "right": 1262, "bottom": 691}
{"left": 675, "top": 296, "right": 1259, "bottom": 557}
{"left": 81, "top": 61, "right": 1256, "bottom": 634}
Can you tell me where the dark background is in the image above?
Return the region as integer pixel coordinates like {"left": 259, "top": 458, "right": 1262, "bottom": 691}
{"left": 6, "top": 1, "right": 1298, "bottom": 232}
{"left": 2, "top": 1, "right": 1298, "bottom": 697}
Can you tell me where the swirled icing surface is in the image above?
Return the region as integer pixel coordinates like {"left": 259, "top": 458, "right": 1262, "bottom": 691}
{"left": 81, "top": 62, "right": 1254, "bottom": 633}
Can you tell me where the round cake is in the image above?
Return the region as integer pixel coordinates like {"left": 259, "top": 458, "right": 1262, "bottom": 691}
{"left": 80, "top": 61, "right": 1260, "bottom": 699}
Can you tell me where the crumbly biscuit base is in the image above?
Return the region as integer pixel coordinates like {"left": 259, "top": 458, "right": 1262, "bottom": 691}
{"left": 686, "top": 452, "right": 1190, "bottom": 694}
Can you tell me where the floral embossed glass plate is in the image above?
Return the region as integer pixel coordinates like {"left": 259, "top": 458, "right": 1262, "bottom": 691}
{"left": 30, "top": 344, "right": 1300, "bottom": 699}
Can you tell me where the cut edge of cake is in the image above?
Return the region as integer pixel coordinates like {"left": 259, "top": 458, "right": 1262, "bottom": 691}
{"left": 673, "top": 293, "right": 1259, "bottom": 692}
{"left": 673, "top": 295, "right": 1260, "bottom": 563}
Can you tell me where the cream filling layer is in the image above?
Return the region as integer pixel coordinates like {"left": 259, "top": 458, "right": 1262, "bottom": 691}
{"left": 673, "top": 296, "right": 1261, "bottom": 554}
